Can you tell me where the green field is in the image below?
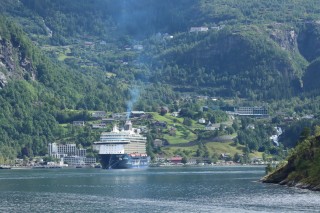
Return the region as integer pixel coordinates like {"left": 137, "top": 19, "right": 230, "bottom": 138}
{"left": 162, "top": 141, "right": 243, "bottom": 157}
{"left": 162, "top": 141, "right": 263, "bottom": 159}
{"left": 150, "top": 112, "right": 197, "bottom": 144}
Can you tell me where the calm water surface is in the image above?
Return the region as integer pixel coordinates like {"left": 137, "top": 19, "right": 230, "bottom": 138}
{"left": 0, "top": 166, "right": 319, "bottom": 212}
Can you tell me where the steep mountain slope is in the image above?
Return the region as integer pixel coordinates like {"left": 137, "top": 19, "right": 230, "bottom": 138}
{"left": 18, "top": 0, "right": 320, "bottom": 40}
{"left": 13, "top": 0, "right": 320, "bottom": 99}
{"left": 18, "top": 0, "right": 200, "bottom": 43}
{"left": 303, "top": 58, "right": 320, "bottom": 92}
{"left": 0, "top": 17, "right": 129, "bottom": 162}
{"left": 151, "top": 25, "right": 306, "bottom": 99}
{"left": 297, "top": 22, "right": 320, "bottom": 63}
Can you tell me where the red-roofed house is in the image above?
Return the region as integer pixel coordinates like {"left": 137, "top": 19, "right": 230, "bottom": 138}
{"left": 169, "top": 156, "right": 183, "bottom": 164}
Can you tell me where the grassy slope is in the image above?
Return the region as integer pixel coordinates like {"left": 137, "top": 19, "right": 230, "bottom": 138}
{"left": 150, "top": 112, "right": 263, "bottom": 158}
{"left": 150, "top": 112, "right": 197, "bottom": 144}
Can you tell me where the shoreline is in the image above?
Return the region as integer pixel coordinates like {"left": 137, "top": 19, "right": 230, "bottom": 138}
{"left": 150, "top": 163, "right": 267, "bottom": 168}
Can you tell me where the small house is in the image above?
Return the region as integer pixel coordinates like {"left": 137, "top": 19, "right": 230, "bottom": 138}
{"left": 171, "top": 112, "right": 179, "bottom": 117}
{"left": 190, "top": 27, "right": 209, "bottom": 33}
{"left": 133, "top": 45, "right": 143, "bottom": 50}
{"left": 153, "top": 139, "right": 164, "bottom": 148}
{"left": 130, "top": 111, "right": 145, "bottom": 118}
{"left": 204, "top": 121, "right": 217, "bottom": 131}
{"left": 73, "top": 121, "right": 85, "bottom": 127}
{"left": 199, "top": 118, "right": 206, "bottom": 124}
{"left": 101, "top": 118, "right": 115, "bottom": 123}
{"left": 92, "top": 111, "right": 107, "bottom": 118}
{"left": 169, "top": 156, "right": 183, "bottom": 164}
{"left": 92, "top": 123, "right": 106, "bottom": 129}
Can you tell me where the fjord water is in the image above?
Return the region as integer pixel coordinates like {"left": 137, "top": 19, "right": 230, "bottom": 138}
{"left": 0, "top": 166, "right": 319, "bottom": 212}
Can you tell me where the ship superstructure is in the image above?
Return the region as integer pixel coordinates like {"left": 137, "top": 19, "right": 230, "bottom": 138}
{"left": 94, "top": 120, "right": 149, "bottom": 169}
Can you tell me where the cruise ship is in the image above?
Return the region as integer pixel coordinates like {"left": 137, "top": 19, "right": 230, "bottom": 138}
{"left": 93, "top": 120, "right": 149, "bottom": 169}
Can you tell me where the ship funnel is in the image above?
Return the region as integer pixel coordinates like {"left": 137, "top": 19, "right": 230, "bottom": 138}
{"left": 124, "top": 120, "right": 132, "bottom": 131}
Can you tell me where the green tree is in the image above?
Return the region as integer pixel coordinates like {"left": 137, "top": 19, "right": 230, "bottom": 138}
{"left": 181, "top": 156, "right": 188, "bottom": 164}
{"left": 183, "top": 117, "right": 192, "bottom": 126}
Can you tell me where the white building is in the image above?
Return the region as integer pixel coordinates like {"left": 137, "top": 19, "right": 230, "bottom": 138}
{"left": 92, "top": 111, "right": 107, "bottom": 118}
{"left": 92, "top": 123, "right": 106, "bottom": 129}
{"left": 171, "top": 112, "right": 179, "bottom": 117}
{"left": 63, "top": 156, "right": 96, "bottom": 166}
{"left": 48, "top": 143, "right": 94, "bottom": 166}
{"left": 199, "top": 118, "right": 206, "bottom": 124}
{"left": 48, "top": 143, "right": 86, "bottom": 157}
{"left": 190, "top": 27, "right": 209, "bottom": 33}
{"left": 112, "top": 112, "right": 129, "bottom": 120}
{"left": 235, "top": 106, "right": 268, "bottom": 116}
{"left": 133, "top": 45, "right": 143, "bottom": 50}
{"left": 73, "top": 121, "right": 85, "bottom": 126}
{"left": 204, "top": 121, "right": 217, "bottom": 131}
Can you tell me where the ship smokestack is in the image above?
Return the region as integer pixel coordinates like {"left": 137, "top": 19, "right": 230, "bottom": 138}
{"left": 124, "top": 120, "right": 132, "bottom": 131}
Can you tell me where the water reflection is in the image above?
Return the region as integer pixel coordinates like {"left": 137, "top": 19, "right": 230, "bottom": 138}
{"left": 0, "top": 166, "right": 319, "bottom": 212}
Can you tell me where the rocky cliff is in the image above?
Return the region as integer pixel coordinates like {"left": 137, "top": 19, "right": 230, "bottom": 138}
{"left": 262, "top": 133, "right": 320, "bottom": 191}
{"left": 0, "top": 34, "right": 36, "bottom": 89}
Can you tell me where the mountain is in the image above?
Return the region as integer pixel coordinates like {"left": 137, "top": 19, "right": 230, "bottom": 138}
{"left": 1, "top": 1, "right": 320, "bottom": 162}
{"left": 8, "top": 0, "right": 320, "bottom": 99}
{"left": 0, "top": 17, "right": 131, "bottom": 162}
{"left": 150, "top": 25, "right": 306, "bottom": 99}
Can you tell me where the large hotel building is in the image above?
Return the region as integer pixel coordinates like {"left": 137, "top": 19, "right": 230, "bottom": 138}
{"left": 48, "top": 143, "right": 96, "bottom": 166}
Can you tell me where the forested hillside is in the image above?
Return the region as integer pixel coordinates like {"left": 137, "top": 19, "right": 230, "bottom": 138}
{"left": 10, "top": 0, "right": 320, "bottom": 99}
{"left": 0, "top": 17, "right": 131, "bottom": 161}
{"left": 5, "top": 0, "right": 320, "bottom": 100}
{"left": 150, "top": 26, "right": 306, "bottom": 99}
{"left": 262, "top": 126, "right": 320, "bottom": 191}
{"left": 1, "top": 0, "right": 320, "bottom": 162}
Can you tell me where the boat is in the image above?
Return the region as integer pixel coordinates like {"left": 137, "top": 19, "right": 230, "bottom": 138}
{"left": 0, "top": 165, "right": 11, "bottom": 169}
{"left": 94, "top": 120, "right": 150, "bottom": 169}
{"left": 93, "top": 164, "right": 102, "bottom": 168}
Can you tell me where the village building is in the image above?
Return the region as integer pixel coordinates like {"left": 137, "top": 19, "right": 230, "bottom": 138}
{"left": 246, "top": 124, "right": 255, "bottom": 130}
{"left": 133, "top": 44, "right": 143, "bottom": 50}
{"left": 204, "top": 121, "right": 217, "bottom": 131}
{"left": 130, "top": 111, "right": 145, "bottom": 118}
{"left": 92, "top": 111, "right": 107, "bottom": 118}
{"left": 155, "top": 154, "right": 166, "bottom": 163}
{"left": 91, "top": 123, "right": 106, "bottom": 129}
{"left": 235, "top": 106, "right": 268, "bottom": 116}
{"left": 84, "top": 41, "right": 94, "bottom": 46}
{"left": 99, "top": 40, "right": 107, "bottom": 45}
{"left": 48, "top": 143, "right": 94, "bottom": 166}
{"left": 48, "top": 143, "right": 86, "bottom": 158}
{"left": 199, "top": 118, "right": 206, "bottom": 124}
{"left": 153, "top": 139, "right": 164, "bottom": 148}
{"left": 169, "top": 156, "right": 183, "bottom": 164}
{"left": 63, "top": 156, "right": 96, "bottom": 167}
{"left": 190, "top": 27, "right": 209, "bottom": 33}
{"left": 101, "top": 118, "right": 115, "bottom": 123}
{"left": 73, "top": 121, "right": 85, "bottom": 127}
{"left": 171, "top": 112, "right": 179, "bottom": 117}
{"left": 112, "top": 112, "right": 128, "bottom": 120}
{"left": 220, "top": 153, "right": 232, "bottom": 161}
